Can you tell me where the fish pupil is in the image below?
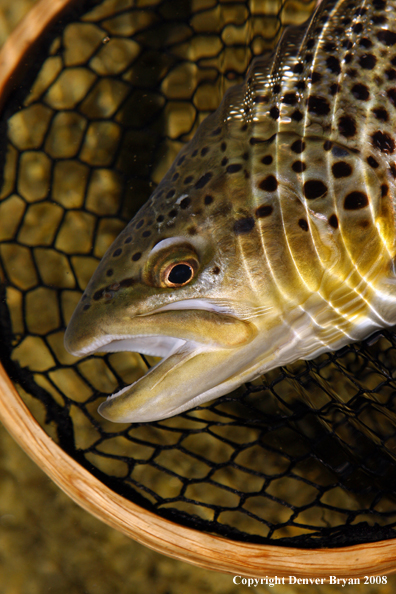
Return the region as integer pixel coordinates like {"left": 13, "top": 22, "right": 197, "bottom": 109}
{"left": 168, "top": 264, "right": 193, "bottom": 285}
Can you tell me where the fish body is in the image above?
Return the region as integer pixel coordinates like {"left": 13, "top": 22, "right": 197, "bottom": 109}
{"left": 65, "top": 0, "right": 396, "bottom": 423}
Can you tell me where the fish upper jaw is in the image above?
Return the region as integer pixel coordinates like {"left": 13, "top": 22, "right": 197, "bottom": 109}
{"left": 64, "top": 307, "right": 258, "bottom": 357}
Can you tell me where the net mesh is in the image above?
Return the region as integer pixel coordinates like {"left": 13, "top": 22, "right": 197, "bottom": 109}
{"left": 1, "top": 0, "right": 396, "bottom": 550}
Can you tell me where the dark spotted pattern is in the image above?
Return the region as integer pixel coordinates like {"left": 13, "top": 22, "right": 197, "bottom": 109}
{"left": 344, "top": 191, "right": 369, "bottom": 210}
{"left": 332, "top": 162, "right": 352, "bottom": 178}
{"left": 234, "top": 217, "right": 255, "bottom": 235}
{"left": 79, "top": 0, "right": 396, "bottom": 327}
{"left": 338, "top": 116, "right": 356, "bottom": 138}
{"left": 259, "top": 176, "right": 278, "bottom": 192}
{"left": 304, "top": 180, "right": 328, "bottom": 200}
{"left": 256, "top": 205, "right": 273, "bottom": 218}
{"left": 372, "top": 131, "right": 395, "bottom": 153}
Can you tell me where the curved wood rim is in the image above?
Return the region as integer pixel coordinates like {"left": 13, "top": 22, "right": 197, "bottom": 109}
{"left": 0, "top": 0, "right": 80, "bottom": 111}
{"left": 0, "top": 0, "right": 396, "bottom": 578}
{"left": 1, "top": 363, "right": 396, "bottom": 577}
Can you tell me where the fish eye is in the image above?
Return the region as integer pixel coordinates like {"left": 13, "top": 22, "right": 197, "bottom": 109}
{"left": 164, "top": 262, "right": 194, "bottom": 287}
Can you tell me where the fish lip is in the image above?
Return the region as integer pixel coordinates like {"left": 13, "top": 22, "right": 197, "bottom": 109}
{"left": 68, "top": 333, "right": 187, "bottom": 359}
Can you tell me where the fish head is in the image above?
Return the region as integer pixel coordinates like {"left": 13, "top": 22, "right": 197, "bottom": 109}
{"left": 64, "top": 97, "right": 267, "bottom": 423}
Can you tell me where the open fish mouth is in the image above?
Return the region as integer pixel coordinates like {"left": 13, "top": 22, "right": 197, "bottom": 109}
{"left": 64, "top": 305, "right": 259, "bottom": 423}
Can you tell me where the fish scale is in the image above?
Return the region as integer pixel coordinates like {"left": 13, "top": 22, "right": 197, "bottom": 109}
{"left": 64, "top": 0, "right": 396, "bottom": 423}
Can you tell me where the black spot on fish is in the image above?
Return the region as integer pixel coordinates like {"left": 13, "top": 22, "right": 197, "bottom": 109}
{"left": 221, "top": 157, "right": 228, "bottom": 167}
{"left": 352, "top": 22, "right": 363, "bottom": 33}
{"left": 291, "top": 110, "right": 303, "bottom": 121}
{"left": 212, "top": 266, "right": 221, "bottom": 275}
{"left": 113, "top": 248, "right": 122, "bottom": 257}
{"left": 256, "top": 205, "right": 273, "bottom": 218}
{"left": 233, "top": 217, "right": 255, "bottom": 235}
{"left": 204, "top": 195, "right": 214, "bottom": 205}
{"left": 106, "top": 269, "right": 113, "bottom": 277}
{"left": 359, "top": 54, "right": 377, "bottom": 70}
{"left": 344, "top": 53, "right": 353, "bottom": 64}
{"left": 351, "top": 83, "right": 370, "bottom": 101}
{"left": 324, "top": 41, "right": 336, "bottom": 52}
{"left": 261, "top": 155, "right": 273, "bottom": 165}
{"left": 259, "top": 175, "right": 278, "bottom": 192}
{"left": 168, "top": 209, "right": 177, "bottom": 218}
{"left": 192, "top": 149, "right": 198, "bottom": 157}
{"left": 221, "top": 142, "right": 227, "bottom": 152}
{"left": 330, "top": 84, "right": 340, "bottom": 95}
{"left": 83, "top": 304, "right": 90, "bottom": 311}
{"left": 298, "top": 218, "right": 308, "bottom": 231}
{"left": 201, "top": 147, "right": 209, "bottom": 156}
{"left": 291, "top": 140, "right": 305, "bottom": 153}
{"left": 304, "top": 180, "right": 327, "bottom": 199}
{"left": 332, "top": 162, "right": 352, "bottom": 178}
{"left": 195, "top": 172, "right": 213, "bottom": 189}
{"left": 180, "top": 197, "right": 191, "bottom": 209}
{"left": 211, "top": 127, "right": 221, "bottom": 136}
{"left": 373, "top": 107, "right": 389, "bottom": 121}
{"left": 293, "top": 63, "right": 304, "bottom": 74}
{"left": 177, "top": 155, "right": 186, "bottom": 166}
{"left": 136, "top": 220, "right": 144, "bottom": 229}
{"left": 372, "top": 131, "right": 395, "bottom": 153}
{"left": 307, "top": 95, "right": 330, "bottom": 116}
{"left": 282, "top": 93, "right": 297, "bottom": 105}
{"left": 338, "top": 115, "right": 356, "bottom": 138}
{"left": 326, "top": 56, "right": 341, "bottom": 74}
{"left": 143, "top": 230, "right": 151, "bottom": 237}
{"left": 292, "top": 161, "right": 306, "bottom": 173}
{"left": 226, "top": 164, "right": 242, "bottom": 174}
{"left": 387, "top": 88, "right": 396, "bottom": 106}
{"left": 93, "top": 290, "right": 103, "bottom": 301}
{"left": 132, "top": 252, "right": 141, "bottom": 261}
{"left": 172, "top": 172, "right": 179, "bottom": 181}
{"left": 157, "top": 214, "right": 164, "bottom": 222}
{"left": 344, "top": 191, "right": 369, "bottom": 210}
{"left": 386, "top": 68, "right": 396, "bottom": 80}
{"left": 377, "top": 29, "right": 396, "bottom": 46}
{"left": 329, "top": 214, "right": 339, "bottom": 229}
{"left": 311, "top": 72, "right": 322, "bottom": 84}
{"left": 124, "top": 236, "right": 132, "bottom": 244}
{"left": 323, "top": 141, "right": 333, "bottom": 151}
{"left": 269, "top": 106, "right": 280, "bottom": 119}
{"left": 167, "top": 189, "right": 175, "bottom": 199}
{"left": 184, "top": 175, "right": 193, "bottom": 184}
{"left": 381, "top": 184, "right": 389, "bottom": 196}
{"left": 359, "top": 38, "right": 372, "bottom": 48}
{"left": 373, "top": 13, "right": 387, "bottom": 24}
{"left": 367, "top": 156, "right": 379, "bottom": 169}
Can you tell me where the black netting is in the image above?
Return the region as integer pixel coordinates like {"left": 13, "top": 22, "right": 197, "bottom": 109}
{"left": 1, "top": 0, "right": 396, "bottom": 550}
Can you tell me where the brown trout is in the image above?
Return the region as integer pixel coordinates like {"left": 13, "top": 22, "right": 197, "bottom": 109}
{"left": 65, "top": 0, "right": 396, "bottom": 423}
